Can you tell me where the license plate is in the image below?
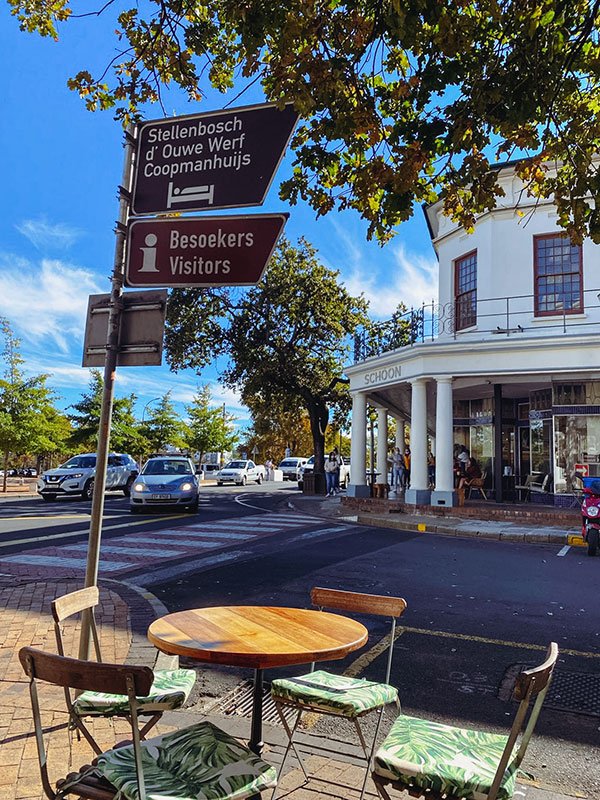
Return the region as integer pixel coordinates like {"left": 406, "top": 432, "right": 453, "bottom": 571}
{"left": 152, "top": 493, "right": 171, "bottom": 500}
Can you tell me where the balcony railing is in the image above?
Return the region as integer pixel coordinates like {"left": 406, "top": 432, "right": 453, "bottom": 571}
{"left": 353, "top": 288, "right": 600, "bottom": 363}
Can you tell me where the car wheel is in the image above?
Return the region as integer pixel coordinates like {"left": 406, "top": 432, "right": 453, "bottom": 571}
{"left": 42, "top": 494, "right": 57, "bottom": 503}
{"left": 82, "top": 479, "right": 94, "bottom": 501}
{"left": 217, "top": 481, "right": 223, "bottom": 486}
{"left": 241, "top": 475, "right": 247, "bottom": 486}
{"left": 298, "top": 481, "right": 303, "bottom": 490}
{"left": 256, "top": 474, "right": 262, "bottom": 485}
{"left": 130, "top": 506, "right": 140, "bottom": 514}
{"left": 123, "top": 475, "right": 135, "bottom": 497}
{"left": 186, "top": 499, "right": 199, "bottom": 513}
{"left": 587, "top": 528, "right": 598, "bottom": 556}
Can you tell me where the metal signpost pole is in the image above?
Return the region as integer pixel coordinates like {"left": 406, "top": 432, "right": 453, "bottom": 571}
{"left": 78, "top": 126, "right": 135, "bottom": 660}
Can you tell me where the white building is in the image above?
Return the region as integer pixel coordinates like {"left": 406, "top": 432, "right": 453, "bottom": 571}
{"left": 346, "top": 160, "right": 600, "bottom": 508}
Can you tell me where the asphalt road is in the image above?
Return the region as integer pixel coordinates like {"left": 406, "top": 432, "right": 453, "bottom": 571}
{"left": 0, "top": 485, "right": 598, "bottom": 797}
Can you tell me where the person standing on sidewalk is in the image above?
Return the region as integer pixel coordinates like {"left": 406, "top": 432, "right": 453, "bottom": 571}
{"left": 391, "top": 447, "right": 403, "bottom": 491}
{"left": 325, "top": 451, "right": 338, "bottom": 496}
{"left": 332, "top": 447, "right": 343, "bottom": 493}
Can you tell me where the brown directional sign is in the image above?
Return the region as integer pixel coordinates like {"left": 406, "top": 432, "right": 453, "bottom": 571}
{"left": 125, "top": 214, "right": 288, "bottom": 288}
{"left": 132, "top": 103, "right": 298, "bottom": 215}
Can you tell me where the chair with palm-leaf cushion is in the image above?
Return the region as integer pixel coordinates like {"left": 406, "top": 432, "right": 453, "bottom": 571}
{"left": 271, "top": 587, "right": 407, "bottom": 800}
{"left": 20, "top": 646, "right": 277, "bottom": 800}
{"left": 97, "top": 720, "right": 277, "bottom": 800}
{"left": 372, "top": 643, "right": 558, "bottom": 800}
{"left": 52, "top": 586, "right": 197, "bottom": 753}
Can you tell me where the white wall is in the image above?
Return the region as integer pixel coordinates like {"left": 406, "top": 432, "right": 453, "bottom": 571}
{"left": 432, "top": 177, "right": 600, "bottom": 342}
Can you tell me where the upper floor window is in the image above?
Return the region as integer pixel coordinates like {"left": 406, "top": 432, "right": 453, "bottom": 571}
{"left": 534, "top": 234, "right": 583, "bottom": 316}
{"left": 455, "top": 251, "right": 477, "bottom": 330}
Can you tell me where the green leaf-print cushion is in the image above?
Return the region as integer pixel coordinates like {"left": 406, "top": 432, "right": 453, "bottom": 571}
{"left": 271, "top": 669, "right": 398, "bottom": 718}
{"left": 97, "top": 720, "right": 277, "bottom": 800}
{"left": 74, "top": 668, "right": 196, "bottom": 717}
{"left": 374, "top": 715, "right": 517, "bottom": 800}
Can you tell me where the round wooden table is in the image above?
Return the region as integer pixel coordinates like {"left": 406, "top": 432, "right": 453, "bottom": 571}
{"left": 148, "top": 605, "right": 368, "bottom": 755}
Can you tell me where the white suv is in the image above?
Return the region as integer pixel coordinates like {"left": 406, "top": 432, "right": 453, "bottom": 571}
{"left": 37, "top": 453, "right": 138, "bottom": 502}
{"left": 278, "top": 457, "right": 308, "bottom": 481}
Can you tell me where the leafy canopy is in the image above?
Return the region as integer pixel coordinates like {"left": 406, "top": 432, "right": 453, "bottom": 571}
{"left": 186, "top": 385, "right": 238, "bottom": 462}
{"left": 0, "top": 319, "right": 69, "bottom": 485}
{"left": 8, "top": 0, "right": 600, "bottom": 242}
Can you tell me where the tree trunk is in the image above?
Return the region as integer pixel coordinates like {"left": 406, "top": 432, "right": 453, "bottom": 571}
{"left": 307, "top": 401, "right": 328, "bottom": 473}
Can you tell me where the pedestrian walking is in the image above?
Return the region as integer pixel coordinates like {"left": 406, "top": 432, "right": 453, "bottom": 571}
{"left": 265, "top": 457, "right": 274, "bottom": 481}
{"left": 391, "top": 447, "right": 403, "bottom": 490}
{"left": 324, "top": 451, "right": 338, "bottom": 496}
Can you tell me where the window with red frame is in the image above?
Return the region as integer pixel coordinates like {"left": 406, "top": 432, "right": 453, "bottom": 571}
{"left": 534, "top": 235, "right": 582, "bottom": 316}
{"left": 455, "top": 251, "right": 477, "bottom": 330}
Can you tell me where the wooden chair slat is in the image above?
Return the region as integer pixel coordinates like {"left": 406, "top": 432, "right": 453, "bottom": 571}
{"left": 52, "top": 586, "right": 99, "bottom": 623}
{"left": 311, "top": 587, "right": 407, "bottom": 618}
{"left": 19, "top": 647, "right": 154, "bottom": 697}
{"left": 515, "top": 641, "right": 559, "bottom": 699}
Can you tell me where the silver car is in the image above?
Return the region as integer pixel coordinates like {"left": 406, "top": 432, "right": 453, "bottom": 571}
{"left": 130, "top": 456, "right": 199, "bottom": 513}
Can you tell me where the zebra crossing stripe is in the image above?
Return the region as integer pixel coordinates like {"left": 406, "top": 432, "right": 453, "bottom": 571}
{"left": 185, "top": 524, "right": 278, "bottom": 534}
{"left": 1, "top": 555, "right": 129, "bottom": 571}
{"left": 143, "top": 529, "right": 256, "bottom": 540}
{"left": 123, "top": 536, "right": 239, "bottom": 547}
{"left": 63, "top": 543, "right": 187, "bottom": 557}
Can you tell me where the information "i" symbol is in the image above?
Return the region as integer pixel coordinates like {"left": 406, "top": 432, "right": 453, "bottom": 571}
{"left": 138, "top": 233, "right": 159, "bottom": 272}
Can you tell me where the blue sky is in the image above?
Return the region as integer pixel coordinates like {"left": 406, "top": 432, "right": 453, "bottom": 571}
{"left": 1, "top": 6, "right": 438, "bottom": 427}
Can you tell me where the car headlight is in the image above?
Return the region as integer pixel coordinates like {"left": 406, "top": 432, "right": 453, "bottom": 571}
{"left": 587, "top": 505, "right": 599, "bottom": 517}
{"left": 133, "top": 482, "right": 146, "bottom": 492}
{"left": 69, "top": 473, "right": 83, "bottom": 479}
{"left": 180, "top": 482, "right": 194, "bottom": 492}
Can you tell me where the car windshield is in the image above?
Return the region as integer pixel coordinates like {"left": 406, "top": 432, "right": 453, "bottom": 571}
{"left": 225, "top": 461, "right": 246, "bottom": 469}
{"left": 279, "top": 460, "right": 297, "bottom": 467}
{"left": 306, "top": 456, "right": 315, "bottom": 465}
{"left": 143, "top": 459, "right": 192, "bottom": 476}
{"left": 61, "top": 456, "right": 96, "bottom": 469}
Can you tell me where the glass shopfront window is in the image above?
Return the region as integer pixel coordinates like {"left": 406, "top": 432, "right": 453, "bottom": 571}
{"left": 470, "top": 425, "right": 494, "bottom": 475}
{"left": 554, "top": 415, "right": 600, "bottom": 493}
{"left": 531, "top": 419, "right": 552, "bottom": 475}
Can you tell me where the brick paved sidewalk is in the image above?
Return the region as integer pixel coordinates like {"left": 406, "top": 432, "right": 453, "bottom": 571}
{"left": 0, "top": 575, "right": 582, "bottom": 800}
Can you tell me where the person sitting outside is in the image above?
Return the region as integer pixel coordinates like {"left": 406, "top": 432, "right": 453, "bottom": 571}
{"left": 324, "top": 451, "right": 339, "bottom": 497}
{"left": 457, "top": 457, "right": 482, "bottom": 505}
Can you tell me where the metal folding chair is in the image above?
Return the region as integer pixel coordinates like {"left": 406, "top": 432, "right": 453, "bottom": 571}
{"left": 271, "top": 587, "right": 407, "bottom": 800}
{"left": 52, "top": 586, "right": 196, "bottom": 754}
{"left": 372, "top": 643, "right": 558, "bottom": 800}
{"left": 20, "top": 646, "right": 277, "bottom": 800}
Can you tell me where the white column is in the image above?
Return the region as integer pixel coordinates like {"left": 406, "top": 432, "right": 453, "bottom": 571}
{"left": 432, "top": 377, "right": 456, "bottom": 505}
{"left": 405, "top": 378, "right": 431, "bottom": 504}
{"left": 376, "top": 407, "right": 388, "bottom": 483}
{"left": 348, "top": 391, "right": 370, "bottom": 497}
{"left": 395, "top": 418, "right": 404, "bottom": 449}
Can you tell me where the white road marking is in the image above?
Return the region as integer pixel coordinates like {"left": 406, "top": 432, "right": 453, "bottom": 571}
{"left": 1, "top": 555, "right": 129, "bottom": 571}
{"left": 557, "top": 545, "right": 571, "bottom": 557}
{"left": 124, "top": 536, "right": 239, "bottom": 547}
{"left": 64, "top": 543, "right": 187, "bottom": 557}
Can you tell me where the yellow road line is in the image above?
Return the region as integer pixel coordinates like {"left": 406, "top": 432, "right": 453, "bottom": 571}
{"left": 398, "top": 625, "right": 600, "bottom": 660}
{"left": 0, "top": 515, "right": 191, "bottom": 549}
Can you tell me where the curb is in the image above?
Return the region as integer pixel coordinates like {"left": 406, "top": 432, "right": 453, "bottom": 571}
{"left": 354, "top": 513, "right": 584, "bottom": 546}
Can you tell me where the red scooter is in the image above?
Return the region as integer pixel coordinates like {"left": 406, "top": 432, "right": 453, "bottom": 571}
{"left": 581, "top": 480, "right": 600, "bottom": 556}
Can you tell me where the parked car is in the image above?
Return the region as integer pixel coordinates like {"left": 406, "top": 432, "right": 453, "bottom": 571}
{"left": 37, "top": 453, "right": 138, "bottom": 502}
{"left": 298, "top": 455, "right": 350, "bottom": 490}
{"left": 130, "top": 456, "right": 199, "bottom": 513}
{"left": 278, "top": 457, "right": 309, "bottom": 481}
{"left": 216, "top": 460, "right": 265, "bottom": 486}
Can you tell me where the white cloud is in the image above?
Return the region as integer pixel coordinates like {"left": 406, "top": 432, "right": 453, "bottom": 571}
{"left": 0, "top": 254, "right": 103, "bottom": 352}
{"left": 322, "top": 217, "right": 438, "bottom": 318}
{"left": 16, "top": 217, "right": 83, "bottom": 251}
